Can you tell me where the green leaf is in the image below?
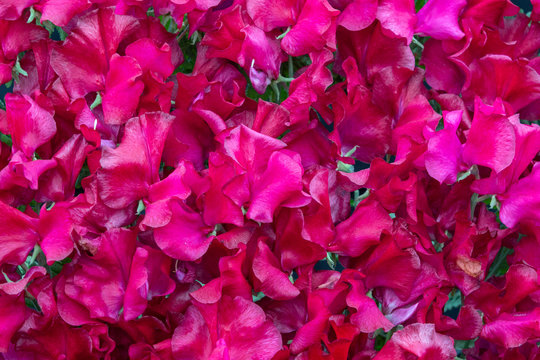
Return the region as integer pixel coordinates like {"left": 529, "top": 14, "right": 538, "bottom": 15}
{"left": 443, "top": 289, "right": 462, "bottom": 313}
{"left": 27, "top": 7, "right": 38, "bottom": 24}
{"left": 276, "top": 26, "right": 291, "bottom": 40}
{"left": 136, "top": 200, "right": 146, "bottom": 215}
{"left": 252, "top": 291, "right": 265, "bottom": 302}
{"left": 49, "top": 257, "right": 72, "bottom": 277}
{"left": 12, "top": 55, "right": 28, "bottom": 83}
{"left": 0, "top": 133, "right": 12, "bottom": 147}
{"left": 415, "top": 0, "right": 428, "bottom": 11}
{"left": 486, "top": 247, "right": 514, "bottom": 279}
{"left": 75, "top": 162, "right": 91, "bottom": 190}
{"left": 90, "top": 92, "right": 102, "bottom": 110}
{"left": 326, "top": 252, "right": 339, "bottom": 270}
{"left": 25, "top": 297, "right": 41, "bottom": 311}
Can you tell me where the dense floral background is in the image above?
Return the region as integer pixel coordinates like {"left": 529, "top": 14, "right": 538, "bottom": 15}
{"left": 0, "top": 0, "right": 539, "bottom": 358}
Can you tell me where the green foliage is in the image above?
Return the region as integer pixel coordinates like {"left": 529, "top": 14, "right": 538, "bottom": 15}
{"left": 75, "top": 162, "right": 91, "bottom": 190}
{"left": 175, "top": 32, "right": 198, "bottom": 75}
{"left": 415, "top": 0, "right": 428, "bottom": 11}
{"left": 49, "top": 257, "right": 72, "bottom": 277}
{"left": 159, "top": 13, "right": 180, "bottom": 34}
{"left": 444, "top": 289, "right": 462, "bottom": 313}
{"left": 0, "top": 133, "right": 12, "bottom": 147}
{"left": 487, "top": 247, "right": 514, "bottom": 279}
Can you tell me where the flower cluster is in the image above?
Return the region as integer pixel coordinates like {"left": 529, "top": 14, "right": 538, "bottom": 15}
{"left": 0, "top": 0, "right": 539, "bottom": 359}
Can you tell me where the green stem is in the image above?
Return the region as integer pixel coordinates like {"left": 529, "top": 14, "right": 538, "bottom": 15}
{"left": 277, "top": 74, "right": 295, "bottom": 83}
{"left": 271, "top": 81, "right": 280, "bottom": 103}
{"left": 288, "top": 56, "right": 294, "bottom": 79}
{"left": 28, "top": 244, "right": 41, "bottom": 267}
{"left": 2, "top": 272, "right": 12, "bottom": 283}
{"left": 276, "top": 26, "right": 291, "bottom": 40}
{"left": 412, "top": 36, "right": 424, "bottom": 49}
{"left": 90, "top": 92, "right": 102, "bottom": 110}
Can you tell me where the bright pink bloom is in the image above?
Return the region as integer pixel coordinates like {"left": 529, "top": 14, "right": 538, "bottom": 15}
{"left": 35, "top": 0, "right": 91, "bottom": 26}
{"left": 4, "top": 93, "right": 56, "bottom": 158}
{"left": 97, "top": 111, "right": 174, "bottom": 208}
{"left": 415, "top": 0, "right": 466, "bottom": 40}
{"left": 102, "top": 54, "right": 144, "bottom": 125}
{"left": 375, "top": 323, "right": 457, "bottom": 360}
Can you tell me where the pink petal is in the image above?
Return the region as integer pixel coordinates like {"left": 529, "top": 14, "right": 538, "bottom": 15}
{"left": 102, "top": 54, "right": 144, "bottom": 125}
{"left": 281, "top": 0, "right": 340, "bottom": 56}
{"left": 0, "top": 201, "right": 39, "bottom": 266}
{"left": 481, "top": 309, "right": 540, "bottom": 348}
{"left": 247, "top": 150, "right": 311, "bottom": 223}
{"left": 0, "top": 0, "right": 38, "bottom": 20}
{"left": 5, "top": 93, "right": 56, "bottom": 158}
{"left": 336, "top": 0, "right": 377, "bottom": 31}
{"left": 36, "top": 0, "right": 91, "bottom": 27}
{"left": 421, "top": 39, "right": 465, "bottom": 94}
{"left": 58, "top": 228, "right": 136, "bottom": 323}
{"left": 463, "top": 98, "right": 516, "bottom": 173}
{"left": 217, "top": 296, "right": 282, "bottom": 359}
{"left": 172, "top": 306, "right": 213, "bottom": 359}
{"left": 0, "top": 294, "right": 27, "bottom": 352}
{"left": 425, "top": 110, "right": 463, "bottom": 184}
{"left": 126, "top": 38, "right": 175, "bottom": 79}
{"left": 98, "top": 111, "right": 174, "bottom": 208}
{"left": 415, "top": 0, "right": 466, "bottom": 40}
{"left": 499, "top": 162, "right": 540, "bottom": 228}
{"left": 331, "top": 200, "right": 392, "bottom": 257}
{"left": 389, "top": 323, "right": 456, "bottom": 359}
{"left": 376, "top": 0, "right": 416, "bottom": 42}
{"left": 245, "top": 0, "right": 297, "bottom": 32}
{"left": 38, "top": 203, "right": 73, "bottom": 264}
{"left": 123, "top": 247, "right": 149, "bottom": 321}
{"left": 253, "top": 241, "right": 300, "bottom": 300}
{"left": 144, "top": 198, "right": 213, "bottom": 261}
{"left": 346, "top": 280, "right": 394, "bottom": 332}
{"left": 50, "top": 8, "right": 139, "bottom": 99}
{"left": 463, "top": 55, "right": 540, "bottom": 113}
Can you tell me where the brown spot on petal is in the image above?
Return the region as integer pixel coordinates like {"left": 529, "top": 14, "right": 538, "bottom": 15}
{"left": 457, "top": 255, "right": 483, "bottom": 278}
